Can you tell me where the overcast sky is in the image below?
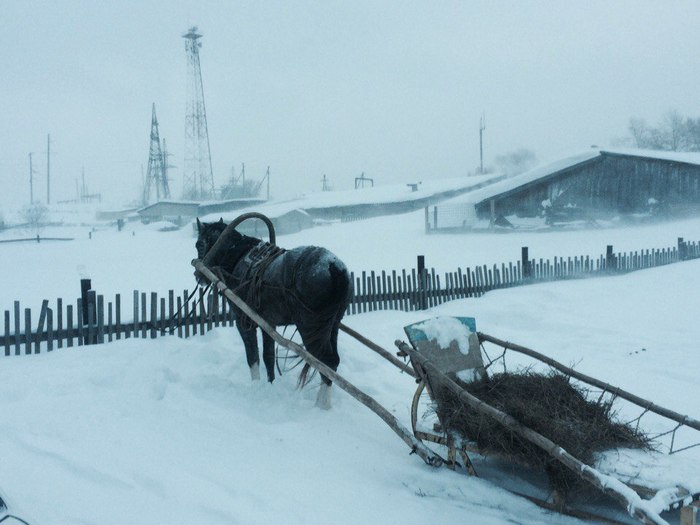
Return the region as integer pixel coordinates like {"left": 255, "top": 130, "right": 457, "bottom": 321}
{"left": 2, "top": 1, "right": 699, "bottom": 209}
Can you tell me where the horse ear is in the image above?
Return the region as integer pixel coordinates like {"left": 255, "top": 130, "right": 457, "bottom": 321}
{"left": 196, "top": 217, "right": 202, "bottom": 232}
{"left": 218, "top": 217, "right": 224, "bottom": 224}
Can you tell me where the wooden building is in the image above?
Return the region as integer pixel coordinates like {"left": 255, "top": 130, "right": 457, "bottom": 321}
{"left": 474, "top": 149, "right": 700, "bottom": 223}
{"left": 429, "top": 149, "right": 700, "bottom": 231}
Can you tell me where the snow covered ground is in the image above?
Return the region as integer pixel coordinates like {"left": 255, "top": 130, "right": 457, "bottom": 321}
{"left": 1, "top": 210, "right": 699, "bottom": 524}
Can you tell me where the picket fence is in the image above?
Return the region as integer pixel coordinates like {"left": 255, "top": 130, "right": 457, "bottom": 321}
{"left": 2, "top": 237, "right": 698, "bottom": 356}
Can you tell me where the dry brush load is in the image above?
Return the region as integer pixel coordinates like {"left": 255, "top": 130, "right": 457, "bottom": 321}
{"left": 434, "top": 371, "right": 652, "bottom": 495}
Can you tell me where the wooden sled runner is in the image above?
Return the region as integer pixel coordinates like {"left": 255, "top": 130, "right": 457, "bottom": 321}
{"left": 396, "top": 317, "right": 700, "bottom": 525}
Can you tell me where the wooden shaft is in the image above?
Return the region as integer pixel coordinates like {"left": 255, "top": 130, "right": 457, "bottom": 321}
{"left": 339, "top": 322, "right": 416, "bottom": 378}
{"left": 395, "top": 339, "right": 668, "bottom": 525}
{"left": 192, "top": 258, "right": 442, "bottom": 468}
{"left": 202, "top": 212, "right": 276, "bottom": 267}
{"left": 478, "top": 332, "right": 700, "bottom": 433}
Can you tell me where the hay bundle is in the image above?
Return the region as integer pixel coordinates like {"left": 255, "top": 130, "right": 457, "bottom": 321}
{"left": 434, "top": 371, "right": 651, "bottom": 495}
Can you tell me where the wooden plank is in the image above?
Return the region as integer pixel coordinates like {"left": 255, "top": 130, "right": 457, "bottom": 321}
{"left": 391, "top": 270, "right": 399, "bottom": 310}
{"left": 14, "top": 301, "right": 20, "bottom": 355}
{"left": 371, "top": 270, "right": 378, "bottom": 311}
{"left": 381, "top": 270, "right": 388, "bottom": 310}
{"left": 116, "top": 293, "right": 122, "bottom": 340}
{"left": 4, "top": 310, "right": 10, "bottom": 356}
{"left": 219, "top": 290, "right": 228, "bottom": 325}
{"left": 24, "top": 308, "right": 32, "bottom": 355}
{"left": 77, "top": 298, "right": 84, "bottom": 347}
{"left": 456, "top": 268, "right": 464, "bottom": 298}
{"left": 359, "top": 270, "right": 366, "bottom": 313}
{"left": 97, "top": 295, "right": 105, "bottom": 344}
{"left": 160, "top": 296, "right": 166, "bottom": 335}
{"left": 66, "top": 304, "right": 74, "bottom": 347}
{"left": 108, "top": 302, "right": 113, "bottom": 342}
{"left": 183, "top": 290, "right": 190, "bottom": 338}
{"left": 46, "top": 308, "right": 53, "bottom": 352}
{"left": 401, "top": 269, "right": 409, "bottom": 311}
{"left": 354, "top": 274, "right": 361, "bottom": 314}
{"left": 57, "top": 298, "right": 63, "bottom": 349}
{"left": 680, "top": 505, "right": 697, "bottom": 525}
{"left": 87, "top": 292, "right": 96, "bottom": 345}
{"left": 168, "top": 290, "right": 175, "bottom": 335}
{"left": 149, "top": 292, "right": 157, "bottom": 338}
{"left": 198, "top": 288, "right": 206, "bottom": 335}
{"left": 177, "top": 296, "right": 183, "bottom": 338}
{"left": 206, "top": 291, "right": 213, "bottom": 332}
{"left": 410, "top": 268, "right": 418, "bottom": 310}
{"left": 211, "top": 290, "right": 219, "bottom": 328}
{"left": 141, "top": 292, "right": 147, "bottom": 338}
{"left": 348, "top": 271, "right": 355, "bottom": 315}
{"left": 133, "top": 291, "right": 139, "bottom": 338}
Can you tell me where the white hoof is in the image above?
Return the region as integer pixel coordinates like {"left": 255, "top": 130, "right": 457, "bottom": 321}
{"left": 250, "top": 362, "right": 261, "bottom": 381}
{"left": 315, "top": 383, "right": 332, "bottom": 410}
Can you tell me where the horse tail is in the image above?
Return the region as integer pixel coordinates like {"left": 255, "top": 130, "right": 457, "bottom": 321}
{"left": 328, "top": 260, "right": 351, "bottom": 308}
{"left": 297, "top": 363, "right": 316, "bottom": 388}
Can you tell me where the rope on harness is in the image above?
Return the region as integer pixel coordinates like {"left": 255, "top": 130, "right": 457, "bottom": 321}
{"left": 236, "top": 242, "right": 287, "bottom": 330}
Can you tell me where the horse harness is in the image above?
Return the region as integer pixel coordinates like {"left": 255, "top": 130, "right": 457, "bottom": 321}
{"left": 228, "top": 241, "right": 287, "bottom": 328}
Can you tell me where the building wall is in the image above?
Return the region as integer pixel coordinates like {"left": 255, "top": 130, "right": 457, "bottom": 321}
{"left": 476, "top": 154, "right": 700, "bottom": 220}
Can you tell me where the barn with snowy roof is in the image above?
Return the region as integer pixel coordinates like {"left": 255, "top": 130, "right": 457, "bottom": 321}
{"left": 428, "top": 148, "right": 700, "bottom": 230}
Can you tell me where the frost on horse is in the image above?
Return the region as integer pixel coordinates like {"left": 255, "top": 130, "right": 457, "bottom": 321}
{"left": 195, "top": 218, "right": 352, "bottom": 409}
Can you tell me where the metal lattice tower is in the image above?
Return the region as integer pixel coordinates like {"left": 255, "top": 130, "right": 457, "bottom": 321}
{"left": 182, "top": 26, "right": 215, "bottom": 200}
{"left": 143, "top": 103, "right": 171, "bottom": 204}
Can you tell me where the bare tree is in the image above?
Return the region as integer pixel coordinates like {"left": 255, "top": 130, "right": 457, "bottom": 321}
{"left": 21, "top": 203, "right": 49, "bottom": 233}
{"left": 627, "top": 110, "right": 699, "bottom": 151}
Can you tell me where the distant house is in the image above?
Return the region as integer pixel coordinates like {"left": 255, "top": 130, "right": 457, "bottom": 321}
{"left": 198, "top": 198, "right": 267, "bottom": 216}
{"left": 427, "top": 148, "right": 700, "bottom": 230}
{"left": 137, "top": 198, "right": 268, "bottom": 225}
{"left": 237, "top": 209, "right": 313, "bottom": 236}
{"left": 198, "top": 205, "right": 313, "bottom": 238}
{"left": 96, "top": 208, "right": 140, "bottom": 221}
{"left": 138, "top": 201, "right": 200, "bottom": 225}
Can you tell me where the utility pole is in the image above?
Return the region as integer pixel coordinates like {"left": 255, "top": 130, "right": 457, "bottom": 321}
{"left": 321, "top": 174, "right": 330, "bottom": 191}
{"left": 479, "top": 114, "right": 486, "bottom": 174}
{"left": 46, "top": 134, "right": 52, "bottom": 204}
{"left": 81, "top": 167, "right": 86, "bottom": 202}
{"left": 28, "top": 153, "right": 36, "bottom": 204}
{"left": 266, "top": 166, "right": 270, "bottom": 200}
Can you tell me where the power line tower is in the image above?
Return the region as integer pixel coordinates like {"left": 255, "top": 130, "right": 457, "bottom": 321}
{"left": 143, "top": 103, "right": 170, "bottom": 204}
{"left": 182, "top": 26, "right": 215, "bottom": 200}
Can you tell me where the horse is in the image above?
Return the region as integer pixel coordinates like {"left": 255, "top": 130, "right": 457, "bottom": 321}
{"left": 195, "top": 218, "right": 352, "bottom": 409}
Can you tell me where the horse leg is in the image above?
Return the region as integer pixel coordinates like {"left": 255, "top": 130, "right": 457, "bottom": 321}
{"left": 261, "top": 330, "right": 275, "bottom": 383}
{"left": 236, "top": 319, "right": 260, "bottom": 381}
{"left": 297, "top": 323, "right": 337, "bottom": 410}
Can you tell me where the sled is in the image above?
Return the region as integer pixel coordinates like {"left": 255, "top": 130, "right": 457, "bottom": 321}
{"left": 396, "top": 317, "right": 700, "bottom": 525}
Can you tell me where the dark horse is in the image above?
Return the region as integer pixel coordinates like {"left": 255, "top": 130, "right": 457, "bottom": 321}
{"left": 196, "top": 218, "right": 352, "bottom": 409}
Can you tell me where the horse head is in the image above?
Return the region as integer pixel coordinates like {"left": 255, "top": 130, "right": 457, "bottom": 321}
{"left": 195, "top": 217, "right": 241, "bottom": 259}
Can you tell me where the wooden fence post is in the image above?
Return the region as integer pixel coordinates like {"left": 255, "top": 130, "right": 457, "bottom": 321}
{"left": 606, "top": 245, "right": 615, "bottom": 272}
{"left": 521, "top": 247, "right": 530, "bottom": 278}
{"left": 678, "top": 237, "right": 686, "bottom": 261}
{"left": 417, "top": 255, "right": 427, "bottom": 310}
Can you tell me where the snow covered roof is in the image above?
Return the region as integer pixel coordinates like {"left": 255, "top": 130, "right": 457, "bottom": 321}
{"left": 200, "top": 174, "right": 504, "bottom": 222}
{"left": 443, "top": 147, "right": 700, "bottom": 207}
